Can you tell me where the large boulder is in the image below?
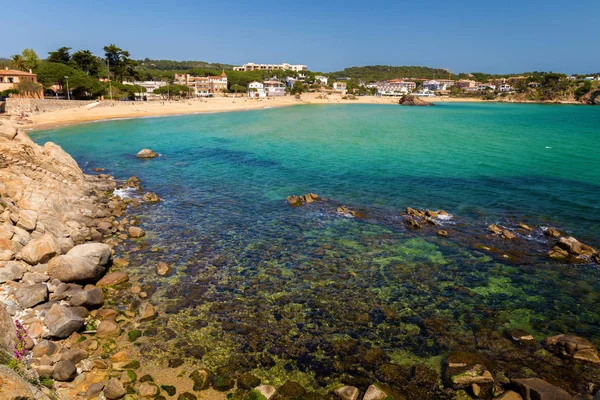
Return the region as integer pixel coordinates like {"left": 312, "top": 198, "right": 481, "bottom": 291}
{"left": 0, "top": 121, "right": 19, "bottom": 140}
{"left": 0, "top": 303, "right": 16, "bottom": 351}
{"left": 15, "top": 283, "right": 48, "bottom": 308}
{"left": 43, "top": 303, "right": 84, "bottom": 338}
{"left": 0, "top": 365, "right": 51, "bottom": 400}
{"left": 0, "top": 261, "right": 25, "bottom": 283}
{"left": 16, "top": 210, "right": 38, "bottom": 232}
{"left": 544, "top": 334, "right": 600, "bottom": 363}
{"left": 19, "top": 234, "right": 59, "bottom": 265}
{"left": 511, "top": 378, "right": 571, "bottom": 400}
{"left": 48, "top": 243, "right": 112, "bottom": 283}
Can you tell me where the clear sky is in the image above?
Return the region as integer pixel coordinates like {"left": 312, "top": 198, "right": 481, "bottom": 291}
{"left": 2, "top": 0, "right": 599, "bottom": 74}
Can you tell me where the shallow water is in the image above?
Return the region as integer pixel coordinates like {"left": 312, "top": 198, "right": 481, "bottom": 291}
{"left": 34, "top": 103, "right": 600, "bottom": 393}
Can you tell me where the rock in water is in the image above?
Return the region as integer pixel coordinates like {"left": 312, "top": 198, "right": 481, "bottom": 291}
{"left": 511, "top": 378, "right": 571, "bottom": 400}
{"left": 156, "top": 261, "right": 172, "bottom": 276}
{"left": 398, "top": 94, "right": 434, "bottom": 106}
{"left": 544, "top": 334, "right": 600, "bottom": 363}
{"left": 142, "top": 192, "right": 160, "bottom": 202}
{"left": 128, "top": 226, "right": 145, "bottom": 238}
{"left": 363, "top": 385, "right": 389, "bottom": 400}
{"left": 335, "top": 386, "right": 359, "bottom": 400}
{"left": 136, "top": 149, "right": 158, "bottom": 158}
{"left": 48, "top": 243, "right": 112, "bottom": 283}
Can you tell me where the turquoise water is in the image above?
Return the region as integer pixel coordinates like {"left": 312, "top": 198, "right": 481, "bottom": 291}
{"left": 34, "top": 103, "right": 600, "bottom": 396}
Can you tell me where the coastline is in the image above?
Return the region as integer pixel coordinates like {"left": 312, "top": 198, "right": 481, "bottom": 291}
{"left": 20, "top": 94, "right": 490, "bottom": 131}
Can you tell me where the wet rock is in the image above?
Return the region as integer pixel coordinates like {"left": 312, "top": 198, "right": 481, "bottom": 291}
{"left": 363, "top": 347, "right": 390, "bottom": 367}
{"left": 85, "top": 382, "right": 106, "bottom": 398}
{"left": 472, "top": 383, "right": 481, "bottom": 398}
{"left": 104, "top": 378, "right": 126, "bottom": 399}
{"left": 277, "top": 381, "right": 307, "bottom": 399}
{"left": 518, "top": 223, "right": 533, "bottom": 231}
{"left": 189, "top": 369, "right": 211, "bottom": 391}
{"left": 498, "top": 390, "right": 524, "bottom": 400}
{"left": 136, "top": 149, "right": 158, "bottom": 158}
{"left": 450, "top": 364, "right": 494, "bottom": 387}
{"left": 376, "top": 363, "right": 411, "bottom": 385}
{"left": 15, "top": 283, "right": 48, "bottom": 308}
{"left": 138, "top": 382, "right": 159, "bottom": 397}
{"left": 128, "top": 226, "right": 145, "bottom": 238}
{"left": 548, "top": 246, "right": 569, "bottom": 260}
{"left": 334, "top": 386, "right": 359, "bottom": 400}
{"left": 287, "top": 193, "right": 319, "bottom": 207}
{"left": 237, "top": 373, "right": 261, "bottom": 390}
{"left": 502, "top": 229, "right": 517, "bottom": 239}
{"left": 52, "top": 359, "right": 77, "bottom": 381}
{"left": 556, "top": 237, "right": 597, "bottom": 257}
{"left": 405, "top": 217, "right": 421, "bottom": 229}
{"left": 544, "top": 334, "right": 600, "bottom": 363}
{"left": 48, "top": 243, "right": 112, "bottom": 283}
{"left": 19, "top": 234, "right": 59, "bottom": 265}
{"left": 437, "top": 229, "right": 449, "bottom": 237}
{"left": 507, "top": 329, "right": 535, "bottom": 344}
{"left": 96, "top": 272, "right": 129, "bottom": 287}
{"left": 544, "top": 228, "right": 561, "bottom": 238}
{"left": 96, "top": 319, "right": 121, "bottom": 339}
{"left": 363, "top": 384, "right": 389, "bottom": 400}
{"left": 488, "top": 224, "right": 503, "bottom": 235}
{"left": 256, "top": 385, "right": 277, "bottom": 399}
{"left": 137, "top": 302, "right": 157, "bottom": 321}
{"left": 406, "top": 207, "right": 425, "bottom": 217}
{"left": 212, "top": 373, "right": 234, "bottom": 391}
{"left": 156, "top": 261, "right": 172, "bottom": 276}
{"left": 44, "top": 303, "right": 84, "bottom": 338}
{"left": 512, "top": 378, "right": 572, "bottom": 400}
{"left": 142, "top": 192, "right": 160, "bottom": 203}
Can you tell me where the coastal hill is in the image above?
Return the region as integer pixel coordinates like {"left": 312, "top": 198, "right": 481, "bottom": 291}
{"left": 327, "top": 65, "right": 454, "bottom": 80}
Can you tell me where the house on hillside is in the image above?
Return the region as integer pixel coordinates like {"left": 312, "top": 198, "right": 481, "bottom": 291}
{"left": 423, "top": 80, "right": 445, "bottom": 91}
{"left": 315, "top": 75, "right": 328, "bottom": 85}
{"left": 332, "top": 82, "right": 347, "bottom": 94}
{"left": 173, "top": 71, "right": 228, "bottom": 97}
{"left": 0, "top": 68, "right": 42, "bottom": 98}
{"left": 247, "top": 81, "right": 266, "bottom": 98}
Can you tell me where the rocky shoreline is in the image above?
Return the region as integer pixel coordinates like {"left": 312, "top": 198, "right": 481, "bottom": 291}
{"left": 2, "top": 119, "right": 600, "bottom": 400}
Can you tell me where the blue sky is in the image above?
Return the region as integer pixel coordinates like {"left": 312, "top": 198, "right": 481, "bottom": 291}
{"left": 2, "top": 0, "right": 599, "bottom": 74}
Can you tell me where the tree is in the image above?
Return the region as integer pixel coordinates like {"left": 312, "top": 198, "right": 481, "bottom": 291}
{"left": 10, "top": 54, "right": 25, "bottom": 71}
{"left": 103, "top": 44, "right": 139, "bottom": 82}
{"left": 72, "top": 50, "right": 100, "bottom": 76}
{"left": 36, "top": 62, "right": 105, "bottom": 99}
{"left": 17, "top": 80, "right": 43, "bottom": 98}
{"left": 290, "top": 81, "right": 306, "bottom": 95}
{"left": 230, "top": 84, "right": 245, "bottom": 95}
{"left": 21, "top": 48, "right": 40, "bottom": 71}
{"left": 47, "top": 47, "right": 72, "bottom": 64}
{"left": 153, "top": 84, "right": 189, "bottom": 100}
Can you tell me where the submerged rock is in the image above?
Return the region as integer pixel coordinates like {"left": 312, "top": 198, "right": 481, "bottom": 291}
{"left": 544, "top": 334, "right": 600, "bottom": 364}
{"left": 511, "top": 378, "right": 571, "bottom": 400}
{"left": 544, "top": 228, "right": 561, "bottom": 238}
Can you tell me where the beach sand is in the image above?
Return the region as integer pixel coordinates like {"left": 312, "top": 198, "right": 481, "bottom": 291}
{"left": 23, "top": 94, "right": 488, "bottom": 130}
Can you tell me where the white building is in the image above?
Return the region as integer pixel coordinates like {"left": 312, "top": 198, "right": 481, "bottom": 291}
{"left": 233, "top": 62, "right": 308, "bottom": 72}
{"left": 247, "top": 81, "right": 266, "bottom": 98}
{"left": 263, "top": 80, "right": 286, "bottom": 96}
{"left": 369, "top": 80, "right": 416, "bottom": 96}
{"left": 332, "top": 82, "right": 347, "bottom": 94}
{"left": 315, "top": 75, "right": 328, "bottom": 85}
{"left": 123, "top": 80, "right": 167, "bottom": 98}
{"left": 498, "top": 84, "right": 514, "bottom": 92}
{"left": 423, "top": 80, "right": 446, "bottom": 91}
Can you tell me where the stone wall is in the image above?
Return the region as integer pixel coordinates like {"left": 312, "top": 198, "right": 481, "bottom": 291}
{"left": 5, "top": 98, "right": 97, "bottom": 116}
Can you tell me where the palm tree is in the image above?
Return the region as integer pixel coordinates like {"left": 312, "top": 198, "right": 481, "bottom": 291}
{"left": 11, "top": 54, "right": 25, "bottom": 71}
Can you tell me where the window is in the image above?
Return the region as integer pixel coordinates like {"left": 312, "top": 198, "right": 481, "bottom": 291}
{"left": 8, "top": 77, "right": 14, "bottom": 83}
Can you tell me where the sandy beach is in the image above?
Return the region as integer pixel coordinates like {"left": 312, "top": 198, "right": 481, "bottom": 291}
{"left": 22, "top": 94, "right": 489, "bottom": 130}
